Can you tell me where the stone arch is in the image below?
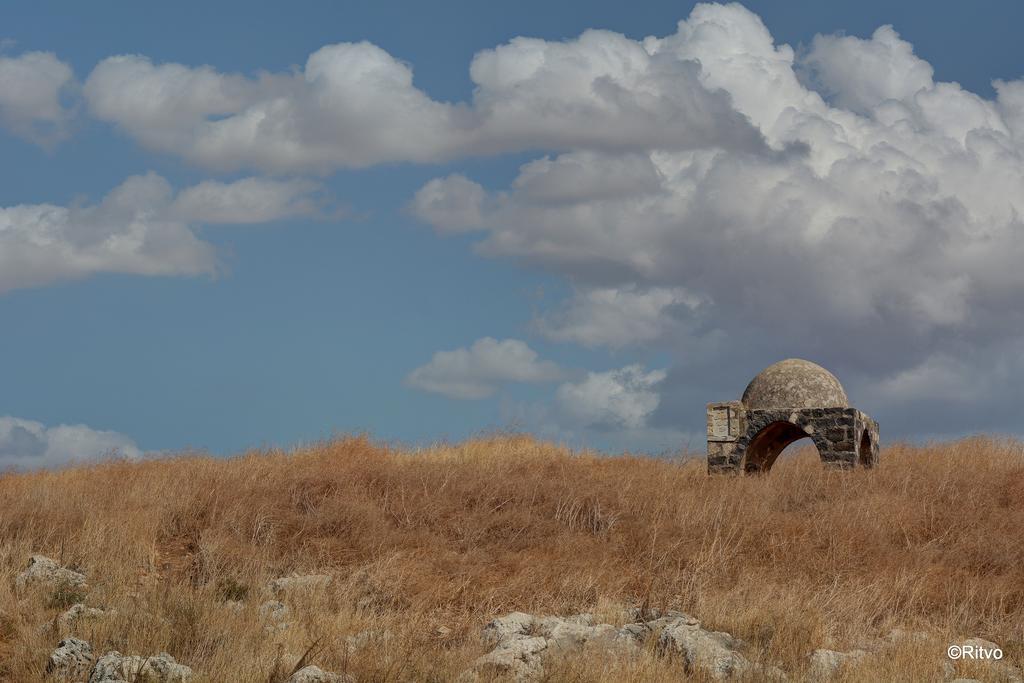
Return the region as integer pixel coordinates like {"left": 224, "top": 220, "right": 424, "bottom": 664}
{"left": 741, "top": 420, "right": 820, "bottom": 473}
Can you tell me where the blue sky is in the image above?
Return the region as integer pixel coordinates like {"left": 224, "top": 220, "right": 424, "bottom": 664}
{"left": 2, "top": 1, "right": 1024, "bottom": 468}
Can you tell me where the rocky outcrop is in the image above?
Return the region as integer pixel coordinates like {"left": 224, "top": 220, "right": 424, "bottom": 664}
{"left": 16, "top": 555, "right": 87, "bottom": 591}
{"left": 286, "top": 665, "right": 353, "bottom": 683}
{"left": 656, "top": 615, "right": 783, "bottom": 680}
{"left": 464, "top": 610, "right": 783, "bottom": 682}
{"left": 47, "top": 637, "right": 94, "bottom": 680}
{"left": 48, "top": 639, "right": 193, "bottom": 683}
{"left": 88, "top": 651, "right": 193, "bottom": 683}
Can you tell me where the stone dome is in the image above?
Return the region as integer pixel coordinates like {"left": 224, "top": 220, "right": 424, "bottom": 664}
{"left": 741, "top": 359, "right": 848, "bottom": 410}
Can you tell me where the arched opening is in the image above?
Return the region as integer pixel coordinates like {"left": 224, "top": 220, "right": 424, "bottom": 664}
{"left": 742, "top": 421, "right": 817, "bottom": 473}
{"left": 858, "top": 429, "right": 873, "bottom": 468}
{"left": 772, "top": 439, "right": 821, "bottom": 472}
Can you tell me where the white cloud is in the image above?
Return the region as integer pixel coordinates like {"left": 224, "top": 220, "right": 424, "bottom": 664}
{"left": 0, "top": 51, "right": 75, "bottom": 146}
{"left": 556, "top": 364, "right": 667, "bottom": 430}
{"left": 535, "top": 285, "right": 700, "bottom": 348}
{"left": 169, "top": 177, "right": 321, "bottom": 224}
{"left": 0, "top": 416, "right": 141, "bottom": 471}
{"left": 406, "top": 337, "right": 562, "bottom": 399}
{"left": 803, "top": 25, "right": 934, "bottom": 115}
{"left": 411, "top": 3, "right": 1024, "bottom": 392}
{"left": 0, "top": 173, "right": 322, "bottom": 293}
{"left": 408, "top": 175, "right": 486, "bottom": 233}
{"left": 82, "top": 31, "right": 762, "bottom": 172}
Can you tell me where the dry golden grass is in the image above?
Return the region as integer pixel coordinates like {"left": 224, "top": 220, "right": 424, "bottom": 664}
{"left": 1, "top": 435, "right": 1023, "bottom": 681}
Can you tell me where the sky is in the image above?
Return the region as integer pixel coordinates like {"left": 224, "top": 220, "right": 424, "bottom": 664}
{"left": 2, "top": 1, "right": 1024, "bottom": 469}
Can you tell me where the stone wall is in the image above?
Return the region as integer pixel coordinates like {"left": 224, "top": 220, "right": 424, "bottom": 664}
{"left": 707, "top": 403, "right": 879, "bottom": 473}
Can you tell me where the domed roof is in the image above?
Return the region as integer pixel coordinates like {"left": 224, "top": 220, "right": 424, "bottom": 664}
{"left": 741, "top": 359, "right": 848, "bottom": 410}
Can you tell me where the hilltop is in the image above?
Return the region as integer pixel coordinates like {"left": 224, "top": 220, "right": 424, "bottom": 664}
{"left": 2, "top": 436, "right": 1023, "bottom": 681}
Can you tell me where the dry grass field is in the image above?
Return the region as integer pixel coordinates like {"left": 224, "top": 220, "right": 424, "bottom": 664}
{"left": 2, "top": 435, "right": 1023, "bottom": 681}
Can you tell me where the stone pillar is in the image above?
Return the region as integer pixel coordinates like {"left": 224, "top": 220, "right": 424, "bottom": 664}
{"left": 706, "top": 401, "right": 745, "bottom": 473}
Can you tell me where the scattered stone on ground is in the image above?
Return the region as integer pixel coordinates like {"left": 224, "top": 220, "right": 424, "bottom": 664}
{"left": 285, "top": 665, "right": 353, "bottom": 683}
{"left": 223, "top": 599, "right": 245, "bottom": 612}
{"left": 463, "top": 610, "right": 785, "bottom": 682}
{"left": 16, "top": 555, "right": 87, "bottom": 591}
{"left": 657, "top": 615, "right": 786, "bottom": 680}
{"left": 88, "top": 650, "right": 193, "bottom": 683}
{"left": 267, "top": 573, "right": 332, "bottom": 596}
{"left": 59, "top": 603, "right": 113, "bottom": 631}
{"left": 806, "top": 648, "right": 869, "bottom": 681}
{"left": 46, "top": 637, "right": 94, "bottom": 680}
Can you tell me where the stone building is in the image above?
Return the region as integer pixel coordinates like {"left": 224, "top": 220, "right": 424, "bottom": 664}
{"left": 707, "top": 359, "right": 879, "bottom": 473}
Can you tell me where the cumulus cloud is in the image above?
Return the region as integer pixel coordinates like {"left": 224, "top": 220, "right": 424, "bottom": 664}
{"left": 0, "top": 173, "right": 322, "bottom": 293}
{"left": 535, "top": 285, "right": 701, "bottom": 348}
{"left": 802, "top": 25, "right": 934, "bottom": 115}
{"left": 406, "top": 337, "right": 562, "bottom": 399}
{"left": 0, "top": 51, "right": 75, "bottom": 146}
{"left": 408, "top": 174, "right": 487, "bottom": 233}
{"left": 82, "top": 31, "right": 763, "bottom": 172}
{"left": 0, "top": 416, "right": 141, "bottom": 471}
{"left": 556, "top": 365, "right": 667, "bottom": 430}
{"left": 169, "top": 177, "right": 322, "bottom": 224}
{"left": 411, "top": 3, "right": 1024, "bottom": 424}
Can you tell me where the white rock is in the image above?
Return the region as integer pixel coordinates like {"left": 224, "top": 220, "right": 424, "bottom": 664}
{"left": 286, "top": 665, "right": 352, "bottom": 683}
{"left": 47, "top": 637, "right": 94, "bottom": 680}
{"left": 807, "top": 648, "right": 869, "bottom": 682}
{"left": 88, "top": 651, "right": 193, "bottom": 682}
{"left": 15, "top": 555, "right": 87, "bottom": 591}
{"left": 471, "top": 636, "right": 549, "bottom": 682}
{"left": 658, "top": 618, "right": 754, "bottom": 680}
{"left": 545, "top": 620, "right": 617, "bottom": 650}
{"left": 59, "top": 603, "right": 112, "bottom": 630}
{"left": 468, "top": 609, "right": 783, "bottom": 682}
{"left": 481, "top": 612, "right": 537, "bottom": 647}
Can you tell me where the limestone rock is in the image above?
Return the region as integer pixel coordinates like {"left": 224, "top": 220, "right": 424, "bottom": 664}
{"left": 47, "top": 637, "right": 94, "bottom": 680}
{"left": 16, "top": 555, "right": 87, "bottom": 591}
{"left": 480, "top": 612, "right": 538, "bottom": 647}
{"left": 286, "top": 665, "right": 352, "bottom": 683}
{"left": 469, "top": 612, "right": 627, "bottom": 682}
{"left": 59, "top": 603, "right": 112, "bottom": 631}
{"left": 807, "top": 648, "right": 869, "bottom": 682}
{"left": 88, "top": 651, "right": 193, "bottom": 683}
{"left": 657, "top": 618, "right": 754, "bottom": 680}
{"left": 466, "top": 609, "right": 786, "bottom": 682}
{"left": 471, "top": 635, "right": 548, "bottom": 682}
